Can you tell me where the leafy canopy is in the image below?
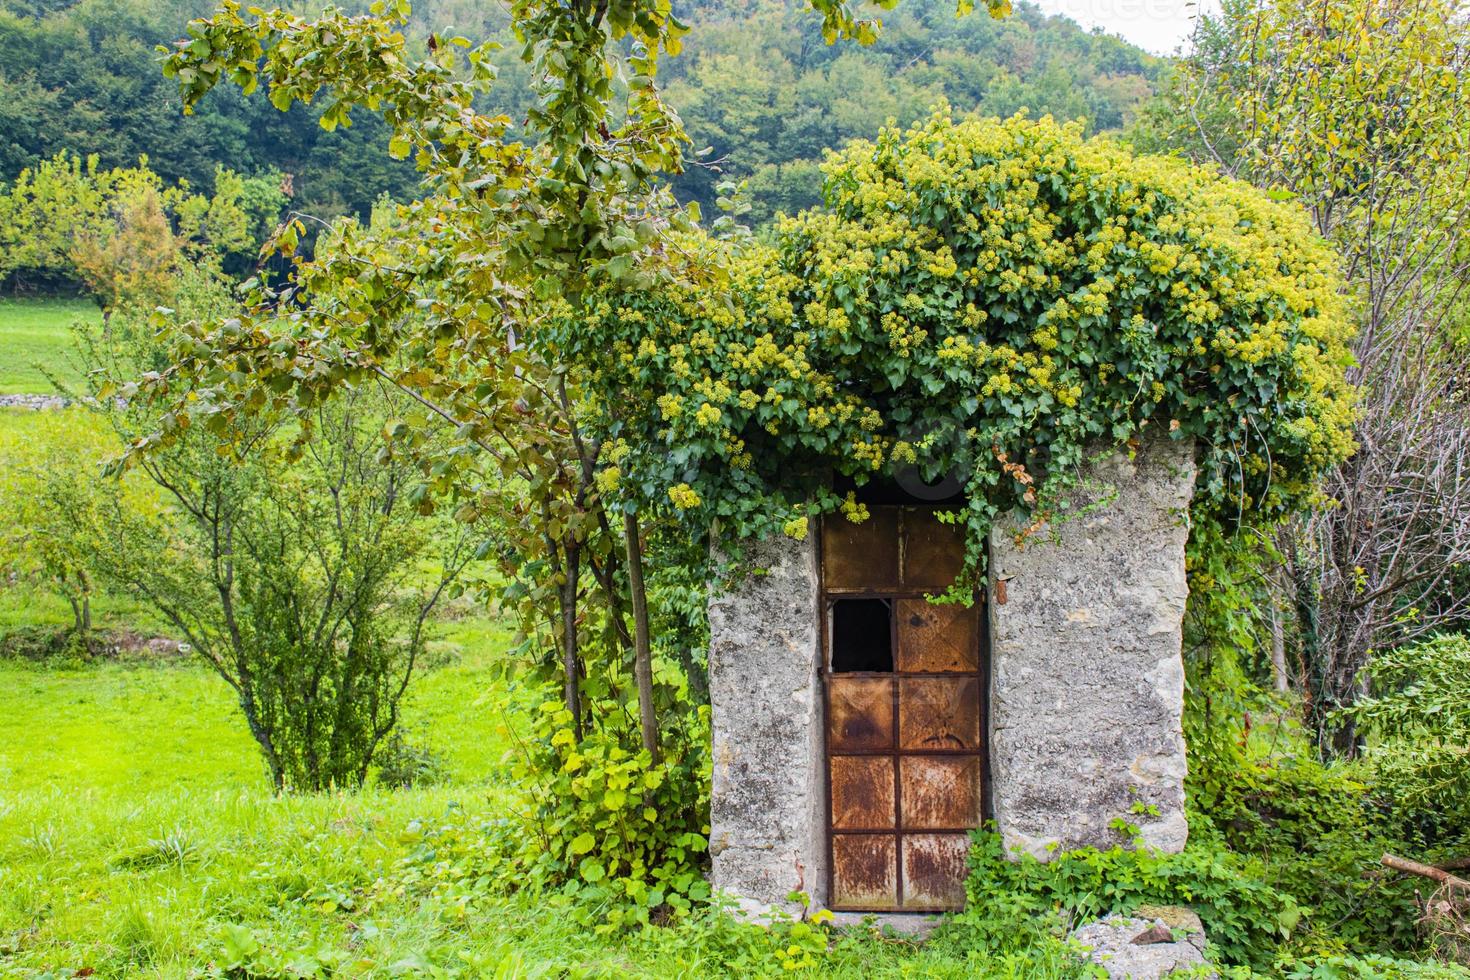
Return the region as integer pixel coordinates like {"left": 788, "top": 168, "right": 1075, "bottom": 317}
{"left": 146, "top": 2, "right": 1352, "bottom": 599}
{"left": 0, "top": 152, "right": 285, "bottom": 299}
{"left": 574, "top": 111, "right": 1356, "bottom": 564}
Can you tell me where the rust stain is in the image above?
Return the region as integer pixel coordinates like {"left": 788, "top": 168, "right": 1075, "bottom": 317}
{"left": 899, "top": 676, "right": 981, "bottom": 751}
{"left": 900, "top": 756, "right": 982, "bottom": 830}
{"left": 901, "top": 508, "right": 966, "bottom": 591}
{"left": 830, "top": 756, "right": 896, "bottom": 830}
{"left": 832, "top": 834, "right": 898, "bottom": 909}
{"left": 822, "top": 508, "right": 900, "bottom": 592}
{"left": 901, "top": 834, "right": 970, "bottom": 910}
{"left": 896, "top": 599, "right": 979, "bottom": 672}
{"left": 827, "top": 676, "right": 895, "bottom": 752}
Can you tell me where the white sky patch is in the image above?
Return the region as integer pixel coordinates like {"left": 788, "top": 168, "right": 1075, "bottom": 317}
{"left": 1030, "top": 0, "right": 1220, "bottom": 55}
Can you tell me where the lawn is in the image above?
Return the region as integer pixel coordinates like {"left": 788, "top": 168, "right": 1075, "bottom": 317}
{"left": 0, "top": 605, "right": 1085, "bottom": 978}
{"left": 0, "top": 296, "right": 98, "bottom": 394}
{"left": 0, "top": 617, "right": 526, "bottom": 978}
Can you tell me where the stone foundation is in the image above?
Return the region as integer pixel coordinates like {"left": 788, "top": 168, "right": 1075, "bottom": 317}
{"left": 988, "top": 435, "right": 1195, "bottom": 859}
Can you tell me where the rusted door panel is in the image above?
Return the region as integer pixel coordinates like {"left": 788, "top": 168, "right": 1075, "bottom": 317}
{"left": 827, "top": 676, "right": 895, "bottom": 752}
{"left": 898, "top": 676, "right": 981, "bottom": 751}
{"left": 896, "top": 600, "right": 979, "bottom": 673}
{"left": 823, "top": 507, "right": 985, "bottom": 913}
{"left": 831, "top": 834, "right": 898, "bottom": 908}
{"left": 900, "top": 834, "right": 971, "bottom": 910}
{"left": 822, "top": 507, "right": 900, "bottom": 592}
{"left": 830, "top": 756, "right": 896, "bottom": 830}
{"left": 900, "top": 755, "right": 982, "bottom": 829}
{"left": 901, "top": 509, "right": 965, "bottom": 592}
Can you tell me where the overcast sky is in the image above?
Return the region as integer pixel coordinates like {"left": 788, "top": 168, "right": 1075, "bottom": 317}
{"left": 1030, "top": 0, "right": 1219, "bottom": 55}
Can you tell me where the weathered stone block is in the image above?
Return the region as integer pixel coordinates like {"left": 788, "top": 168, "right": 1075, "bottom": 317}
{"left": 1071, "top": 911, "right": 1214, "bottom": 979}
{"left": 988, "top": 435, "right": 1195, "bottom": 859}
{"left": 708, "top": 526, "right": 827, "bottom": 912}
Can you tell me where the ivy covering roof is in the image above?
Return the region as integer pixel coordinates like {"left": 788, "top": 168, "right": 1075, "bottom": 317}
{"left": 566, "top": 111, "right": 1355, "bottom": 559}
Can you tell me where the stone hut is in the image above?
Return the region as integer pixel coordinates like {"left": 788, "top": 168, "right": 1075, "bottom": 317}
{"left": 706, "top": 435, "right": 1196, "bottom": 916}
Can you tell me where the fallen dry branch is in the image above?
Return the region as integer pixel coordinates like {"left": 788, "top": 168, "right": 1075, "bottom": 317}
{"left": 1382, "top": 853, "right": 1470, "bottom": 889}
{"left": 1384, "top": 853, "right": 1470, "bottom": 965}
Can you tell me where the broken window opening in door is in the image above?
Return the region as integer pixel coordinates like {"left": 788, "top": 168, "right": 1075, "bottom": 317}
{"left": 830, "top": 599, "right": 893, "bottom": 673}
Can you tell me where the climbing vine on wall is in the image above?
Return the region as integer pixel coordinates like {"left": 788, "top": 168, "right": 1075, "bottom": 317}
{"left": 570, "top": 110, "right": 1356, "bottom": 572}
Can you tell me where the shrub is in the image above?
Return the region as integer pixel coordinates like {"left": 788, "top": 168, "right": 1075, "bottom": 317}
{"left": 954, "top": 828, "right": 1301, "bottom": 969}
{"left": 73, "top": 395, "right": 476, "bottom": 793}
{"left": 1272, "top": 952, "right": 1470, "bottom": 979}
{"left": 506, "top": 696, "right": 713, "bottom": 930}
{"left": 1352, "top": 635, "right": 1470, "bottom": 848}
{"left": 0, "top": 624, "right": 104, "bottom": 663}
{"left": 1191, "top": 750, "right": 1428, "bottom": 955}
{"left": 25, "top": 288, "right": 480, "bottom": 793}
{"left": 373, "top": 729, "right": 447, "bottom": 789}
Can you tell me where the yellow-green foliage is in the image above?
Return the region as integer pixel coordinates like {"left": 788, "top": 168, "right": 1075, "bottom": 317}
{"left": 575, "top": 111, "right": 1355, "bottom": 555}
{"left": 1231, "top": 0, "right": 1470, "bottom": 219}
{"left": 0, "top": 409, "right": 164, "bottom": 621}
{"left": 0, "top": 153, "right": 284, "bottom": 305}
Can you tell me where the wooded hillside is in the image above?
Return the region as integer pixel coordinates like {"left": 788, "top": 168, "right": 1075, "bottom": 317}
{"left": 0, "top": 0, "right": 1158, "bottom": 222}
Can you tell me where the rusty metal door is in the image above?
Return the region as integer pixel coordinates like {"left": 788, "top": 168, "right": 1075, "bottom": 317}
{"left": 821, "top": 507, "right": 987, "bottom": 912}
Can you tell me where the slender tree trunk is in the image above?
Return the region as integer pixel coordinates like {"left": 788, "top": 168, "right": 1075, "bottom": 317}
{"left": 623, "top": 510, "right": 658, "bottom": 761}
{"left": 1291, "top": 557, "right": 1337, "bottom": 757}
{"left": 562, "top": 540, "right": 584, "bottom": 743}
{"left": 80, "top": 593, "right": 91, "bottom": 634}
{"left": 238, "top": 693, "right": 285, "bottom": 793}
{"left": 1332, "top": 674, "right": 1369, "bottom": 758}
{"left": 1268, "top": 591, "right": 1288, "bottom": 694}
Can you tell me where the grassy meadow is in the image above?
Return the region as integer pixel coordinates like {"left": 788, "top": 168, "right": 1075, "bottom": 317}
{"left": 0, "top": 611, "right": 1080, "bottom": 979}
{"left": 0, "top": 610, "right": 522, "bottom": 975}
{"left": 0, "top": 297, "right": 97, "bottom": 394}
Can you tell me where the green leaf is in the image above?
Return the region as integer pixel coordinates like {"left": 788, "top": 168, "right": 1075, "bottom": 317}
{"left": 606, "top": 255, "right": 634, "bottom": 281}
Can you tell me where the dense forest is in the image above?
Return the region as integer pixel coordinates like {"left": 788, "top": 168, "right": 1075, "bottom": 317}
{"left": 0, "top": 0, "right": 1159, "bottom": 224}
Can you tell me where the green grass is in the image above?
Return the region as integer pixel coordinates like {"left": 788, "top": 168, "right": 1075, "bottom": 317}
{"left": 0, "top": 612, "right": 1094, "bottom": 979}
{"left": 0, "top": 619, "right": 520, "bottom": 978}
{"left": 0, "top": 297, "right": 98, "bottom": 394}
{"left": 0, "top": 602, "right": 518, "bottom": 796}
{"left": 0, "top": 662, "right": 262, "bottom": 795}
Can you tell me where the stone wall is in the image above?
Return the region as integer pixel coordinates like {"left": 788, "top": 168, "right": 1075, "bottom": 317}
{"left": 707, "top": 435, "right": 1198, "bottom": 912}
{"left": 988, "top": 435, "right": 1196, "bottom": 859}
{"left": 0, "top": 394, "right": 68, "bottom": 410}
{"left": 707, "top": 527, "right": 827, "bottom": 913}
